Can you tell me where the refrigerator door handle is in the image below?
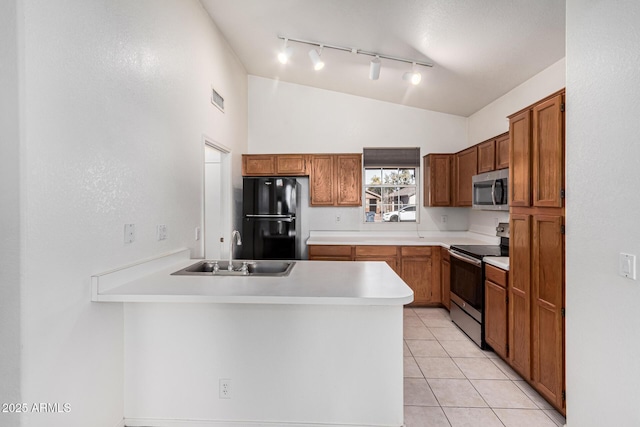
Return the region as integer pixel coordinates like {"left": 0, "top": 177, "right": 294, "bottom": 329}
{"left": 245, "top": 215, "right": 294, "bottom": 223}
{"left": 245, "top": 214, "right": 294, "bottom": 219}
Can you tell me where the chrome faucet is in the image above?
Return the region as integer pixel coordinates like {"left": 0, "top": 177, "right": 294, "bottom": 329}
{"left": 228, "top": 230, "right": 242, "bottom": 271}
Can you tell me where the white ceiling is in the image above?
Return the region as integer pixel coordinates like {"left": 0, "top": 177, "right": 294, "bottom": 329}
{"left": 200, "top": 0, "right": 565, "bottom": 117}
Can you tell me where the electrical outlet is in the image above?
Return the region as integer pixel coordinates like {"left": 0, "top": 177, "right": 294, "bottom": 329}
{"left": 440, "top": 215, "right": 448, "bottom": 224}
{"left": 335, "top": 213, "right": 341, "bottom": 223}
{"left": 219, "top": 379, "right": 231, "bottom": 399}
{"left": 157, "top": 225, "right": 168, "bottom": 241}
{"left": 195, "top": 227, "right": 201, "bottom": 241}
{"left": 124, "top": 224, "right": 135, "bottom": 244}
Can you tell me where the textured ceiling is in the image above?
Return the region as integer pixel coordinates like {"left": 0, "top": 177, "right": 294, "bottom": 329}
{"left": 200, "top": 0, "right": 565, "bottom": 117}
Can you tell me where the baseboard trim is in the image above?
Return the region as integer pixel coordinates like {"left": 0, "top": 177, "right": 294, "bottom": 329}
{"left": 124, "top": 418, "right": 400, "bottom": 427}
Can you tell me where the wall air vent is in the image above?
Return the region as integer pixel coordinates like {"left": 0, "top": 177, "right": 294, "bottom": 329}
{"left": 211, "top": 87, "right": 224, "bottom": 112}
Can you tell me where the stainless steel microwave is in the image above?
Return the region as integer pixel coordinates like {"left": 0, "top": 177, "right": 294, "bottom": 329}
{"left": 472, "top": 169, "right": 509, "bottom": 211}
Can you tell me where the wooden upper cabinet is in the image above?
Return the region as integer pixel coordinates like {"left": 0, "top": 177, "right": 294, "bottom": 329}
{"left": 275, "top": 154, "right": 307, "bottom": 175}
{"left": 242, "top": 155, "right": 276, "bottom": 176}
{"left": 495, "top": 133, "right": 510, "bottom": 170}
{"left": 309, "top": 154, "right": 362, "bottom": 207}
{"left": 454, "top": 146, "right": 478, "bottom": 206}
{"left": 477, "top": 140, "right": 496, "bottom": 173}
{"left": 424, "top": 154, "right": 453, "bottom": 207}
{"left": 335, "top": 154, "right": 362, "bottom": 206}
{"left": 243, "top": 154, "right": 307, "bottom": 176}
{"left": 532, "top": 94, "right": 564, "bottom": 208}
{"left": 509, "top": 110, "right": 532, "bottom": 207}
{"left": 309, "top": 155, "right": 335, "bottom": 206}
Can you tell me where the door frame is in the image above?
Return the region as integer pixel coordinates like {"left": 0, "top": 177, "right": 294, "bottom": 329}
{"left": 202, "top": 135, "right": 232, "bottom": 260}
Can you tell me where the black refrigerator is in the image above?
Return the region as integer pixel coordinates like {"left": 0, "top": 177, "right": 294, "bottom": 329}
{"left": 241, "top": 177, "right": 300, "bottom": 260}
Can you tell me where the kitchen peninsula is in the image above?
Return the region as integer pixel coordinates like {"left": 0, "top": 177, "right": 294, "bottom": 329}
{"left": 92, "top": 249, "right": 412, "bottom": 427}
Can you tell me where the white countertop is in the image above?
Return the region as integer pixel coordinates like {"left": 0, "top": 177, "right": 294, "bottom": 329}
{"left": 484, "top": 256, "right": 510, "bottom": 271}
{"left": 306, "top": 230, "right": 500, "bottom": 248}
{"left": 91, "top": 249, "right": 413, "bottom": 306}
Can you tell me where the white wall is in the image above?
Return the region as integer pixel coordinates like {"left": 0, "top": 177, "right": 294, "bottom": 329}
{"left": 565, "top": 2, "right": 640, "bottom": 426}
{"left": 13, "top": 1, "right": 247, "bottom": 426}
{"left": 248, "top": 76, "right": 471, "bottom": 233}
{"left": 0, "top": 1, "right": 22, "bottom": 426}
{"left": 467, "top": 58, "right": 566, "bottom": 146}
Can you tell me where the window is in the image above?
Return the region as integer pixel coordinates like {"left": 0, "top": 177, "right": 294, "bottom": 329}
{"left": 362, "top": 148, "right": 420, "bottom": 223}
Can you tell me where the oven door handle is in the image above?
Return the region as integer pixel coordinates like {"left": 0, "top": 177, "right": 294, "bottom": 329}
{"left": 449, "top": 249, "right": 482, "bottom": 267}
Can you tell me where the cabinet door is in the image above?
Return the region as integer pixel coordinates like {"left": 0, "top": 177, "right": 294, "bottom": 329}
{"left": 335, "top": 154, "right": 362, "bottom": 206}
{"left": 454, "top": 146, "right": 478, "bottom": 206}
{"left": 309, "top": 155, "right": 335, "bottom": 206}
{"left": 531, "top": 214, "right": 565, "bottom": 410}
{"left": 509, "top": 213, "right": 532, "bottom": 379}
{"left": 509, "top": 110, "right": 531, "bottom": 207}
{"left": 477, "top": 140, "right": 496, "bottom": 173}
{"left": 276, "top": 155, "right": 307, "bottom": 176}
{"left": 242, "top": 155, "right": 275, "bottom": 176}
{"left": 495, "top": 133, "right": 510, "bottom": 170}
{"left": 400, "top": 256, "right": 432, "bottom": 305}
{"left": 440, "top": 248, "right": 450, "bottom": 310}
{"left": 532, "top": 94, "right": 564, "bottom": 208}
{"left": 424, "top": 154, "right": 452, "bottom": 207}
{"left": 485, "top": 278, "right": 508, "bottom": 359}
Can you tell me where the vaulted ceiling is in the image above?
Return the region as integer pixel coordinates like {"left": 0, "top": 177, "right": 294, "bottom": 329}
{"left": 200, "top": 0, "right": 565, "bottom": 117}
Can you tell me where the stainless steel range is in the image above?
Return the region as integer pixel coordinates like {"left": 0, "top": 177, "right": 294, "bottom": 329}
{"left": 449, "top": 224, "right": 509, "bottom": 349}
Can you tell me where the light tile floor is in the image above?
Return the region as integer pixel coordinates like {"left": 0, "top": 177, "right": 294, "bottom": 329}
{"left": 403, "top": 307, "right": 566, "bottom": 427}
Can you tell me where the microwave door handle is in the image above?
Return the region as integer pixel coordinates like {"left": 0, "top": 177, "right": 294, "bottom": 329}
{"left": 491, "top": 180, "right": 497, "bottom": 205}
{"left": 496, "top": 180, "right": 504, "bottom": 203}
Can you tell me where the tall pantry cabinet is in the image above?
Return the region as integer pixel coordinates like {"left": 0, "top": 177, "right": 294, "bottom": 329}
{"left": 508, "top": 90, "right": 565, "bottom": 415}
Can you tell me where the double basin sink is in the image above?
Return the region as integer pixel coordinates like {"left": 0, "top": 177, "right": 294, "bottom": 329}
{"left": 172, "top": 260, "right": 295, "bottom": 277}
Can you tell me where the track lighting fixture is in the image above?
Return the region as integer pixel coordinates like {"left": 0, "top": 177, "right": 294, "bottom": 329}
{"left": 308, "top": 45, "right": 325, "bottom": 70}
{"left": 277, "top": 38, "right": 292, "bottom": 64}
{"left": 403, "top": 63, "right": 422, "bottom": 85}
{"left": 369, "top": 56, "right": 381, "bottom": 80}
{"left": 277, "top": 36, "right": 432, "bottom": 82}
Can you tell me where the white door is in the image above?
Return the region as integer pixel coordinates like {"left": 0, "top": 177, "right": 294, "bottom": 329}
{"left": 204, "top": 145, "right": 225, "bottom": 259}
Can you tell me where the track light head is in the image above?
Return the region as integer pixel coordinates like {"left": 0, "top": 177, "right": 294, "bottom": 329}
{"left": 277, "top": 38, "right": 292, "bottom": 64}
{"left": 369, "top": 56, "right": 381, "bottom": 80}
{"left": 308, "top": 46, "right": 325, "bottom": 71}
{"left": 403, "top": 63, "right": 422, "bottom": 85}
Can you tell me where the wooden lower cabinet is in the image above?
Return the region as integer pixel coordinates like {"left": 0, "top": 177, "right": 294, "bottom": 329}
{"left": 355, "top": 245, "right": 400, "bottom": 274}
{"left": 308, "top": 244, "right": 443, "bottom": 307}
{"left": 509, "top": 213, "right": 532, "bottom": 379}
{"left": 509, "top": 210, "right": 565, "bottom": 415}
{"left": 308, "top": 245, "right": 353, "bottom": 261}
{"left": 531, "top": 213, "right": 565, "bottom": 412}
{"left": 484, "top": 264, "right": 508, "bottom": 360}
{"left": 440, "top": 247, "right": 450, "bottom": 310}
{"left": 400, "top": 247, "right": 435, "bottom": 305}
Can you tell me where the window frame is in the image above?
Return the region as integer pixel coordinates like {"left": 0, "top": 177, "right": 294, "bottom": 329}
{"left": 362, "top": 166, "right": 420, "bottom": 224}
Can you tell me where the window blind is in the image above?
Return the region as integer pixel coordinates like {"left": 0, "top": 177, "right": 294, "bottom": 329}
{"left": 363, "top": 147, "right": 420, "bottom": 167}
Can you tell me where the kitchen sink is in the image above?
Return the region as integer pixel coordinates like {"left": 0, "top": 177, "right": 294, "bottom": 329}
{"left": 171, "top": 260, "right": 296, "bottom": 277}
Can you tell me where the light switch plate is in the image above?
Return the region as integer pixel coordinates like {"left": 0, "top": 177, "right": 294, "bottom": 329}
{"left": 157, "top": 225, "right": 168, "bottom": 241}
{"left": 619, "top": 253, "right": 636, "bottom": 280}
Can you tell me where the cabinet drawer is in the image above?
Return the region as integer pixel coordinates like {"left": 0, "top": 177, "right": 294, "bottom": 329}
{"left": 355, "top": 245, "right": 398, "bottom": 257}
{"left": 401, "top": 246, "right": 432, "bottom": 257}
{"left": 485, "top": 264, "right": 508, "bottom": 288}
{"left": 308, "top": 245, "right": 353, "bottom": 258}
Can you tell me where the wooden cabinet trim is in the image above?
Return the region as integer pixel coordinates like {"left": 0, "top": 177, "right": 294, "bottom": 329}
{"left": 485, "top": 264, "right": 508, "bottom": 287}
